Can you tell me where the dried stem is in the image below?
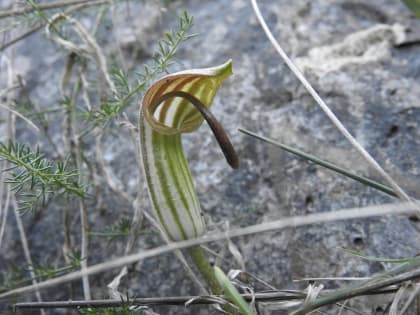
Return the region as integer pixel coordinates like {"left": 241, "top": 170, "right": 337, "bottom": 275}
{"left": 0, "top": 1, "right": 109, "bottom": 52}
{"left": 57, "top": 5, "right": 119, "bottom": 299}
{"left": 0, "top": 201, "right": 418, "bottom": 299}
{"left": 109, "top": 1, "right": 127, "bottom": 73}
{"left": 0, "top": 0, "right": 103, "bottom": 18}
{"left": 61, "top": 53, "right": 91, "bottom": 299}
{"left": 12, "top": 197, "right": 46, "bottom": 315}
{"left": 77, "top": 199, "right": 91, "bottom": 300}
{"left": 61, "top": 57, "right": 75, "bottom": 286}
{"left": 399, "top": 284, "right": 420, "bottom": 314}
{"left": 0, "top": 56, "right": 12, "bottom": 248}
{"left": 250, "top": 0, "right": 414, "bottom": 207}
{"left": 46, "top": 13, "right": 116, "bottom": 94}
{"left": 3, "top": 44, "right": 45, "bottom": 314}
{"left": 389, "top": 284, "right": 409, "bottom": 315}
{"left": 13, "top": 292, "right": 303, "bottom": 309}
{"left": 72, "top": 57, "right": 91, "bottom": 304}
{"left": 0, "top": 103, "right": 39, "bottom": 132}
{"left": 61, "top": 195, "right": 74, "bottom": 298}
{"left": 0, "top": 183, "right": 10, "bottom": 248}
{"left": 13, "top": 286, "right": 404, "bottom": 310}
{"left": 0, "top": 23, "right": 44, "bottom": 52}
{"left": 292, "top": 258, "right": 420, "bottom": 314}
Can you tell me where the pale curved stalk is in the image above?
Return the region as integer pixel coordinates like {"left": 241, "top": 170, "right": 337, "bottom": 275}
{"left": 1, "top": 202, "right": 419, "bottom": 299}
{"left": 13, "top": 197, "right": 46, "bottom": 315}
{"left": 250, "top": 0, "right": 414, "bottom": 206}
{"left": 46, "top": 13, "right": 116, "bottom": 94}
{"left": 3, "top": 45, "right": 45, "bottom": 314}
{"left": 0, "top": 103, "right": 39, "bottom": 132}
{"left": 60, "top": 54, "right": 91, "bottom": 300}
{"left": 0, "top": 0, "right": 99, "bottom": 18}
{"left": 0, "top": 185, "right": 10, "bottom": 248}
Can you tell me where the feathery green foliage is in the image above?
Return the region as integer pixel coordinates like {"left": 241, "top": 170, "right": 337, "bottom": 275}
{"left": 0, "top": 257, "right": 81, "bottom": 292}
{"left": 90, "top": 10, "right": 195, "bottom": 125}
{"left": 0, "top": 140, "right": 86, "bottom": 213}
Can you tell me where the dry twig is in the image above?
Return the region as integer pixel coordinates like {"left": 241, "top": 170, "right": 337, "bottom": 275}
{"left": 292, "top": 259, "right": 420, "bottom": 314}
{"left": 250, "top": 0, "right": 415, "bottom": 207}
{"left": 0, "top": 0, "right": 101, "bottom": 18}
{"left": 1, "top": 41, "right": 46, "bottom": 314}
{"left": 0, "top": 201, "right": 418, "bottom": 299}
{"left": 14, "top": 287, "right": 403, "bottom": 310}
{"left": 0, "top": 0, "right": 108, "bottom": 52}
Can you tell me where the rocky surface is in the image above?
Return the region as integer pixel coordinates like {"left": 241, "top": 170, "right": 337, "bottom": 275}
{"left": 1, "top": 0, "right": 420, "bottom": 314}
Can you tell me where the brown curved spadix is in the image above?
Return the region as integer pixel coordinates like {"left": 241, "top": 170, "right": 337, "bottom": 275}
{"left": 139, "top": 60, "right": 237, "bottom": 241}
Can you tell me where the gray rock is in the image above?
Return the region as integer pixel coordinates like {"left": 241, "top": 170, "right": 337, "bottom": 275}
{"left": 1, "top": 1, "right": 419, "bottom": 314}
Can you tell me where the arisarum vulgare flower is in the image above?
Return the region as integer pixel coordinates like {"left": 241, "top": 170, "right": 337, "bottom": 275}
{"left": 139, "top": 60, "right": 238, "bottom": 242}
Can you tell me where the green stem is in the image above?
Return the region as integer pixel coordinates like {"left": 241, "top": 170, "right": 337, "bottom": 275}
{"left": 189, "top": 246, "right": 222, "bottom": 295}
{"left": 189, "top": 246, "right": 238, "bottom": 314}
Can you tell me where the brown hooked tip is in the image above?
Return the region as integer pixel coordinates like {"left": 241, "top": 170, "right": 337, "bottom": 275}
{"left": 154, "top": 91, "right": 240, "bottom": 169}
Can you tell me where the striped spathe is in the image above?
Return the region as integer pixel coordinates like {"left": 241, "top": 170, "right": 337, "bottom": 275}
{"left": 139, "top": 60, "right": 233, "bottom": 241}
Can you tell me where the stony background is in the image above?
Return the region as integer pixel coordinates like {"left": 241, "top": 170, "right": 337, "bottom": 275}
{"left": 1, "top": 0, "right": 419, "bottom": 314}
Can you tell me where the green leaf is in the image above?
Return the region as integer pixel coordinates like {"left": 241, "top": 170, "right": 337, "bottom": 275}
{"left": 238, "top": 128, "right": 398, "bottom": 198}
{"left": 342, "top": 248, "right": 415, "bottom": 263}
{"left": 0, "top": 140, "right": 86, "bottom": 213}
{"left": 214, "top": 266, "right": 255, "bottom": 315}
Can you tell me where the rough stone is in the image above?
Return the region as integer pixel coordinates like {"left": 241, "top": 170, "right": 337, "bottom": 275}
{"left": 1, "top": 0, "right": 419, "bottom": 314}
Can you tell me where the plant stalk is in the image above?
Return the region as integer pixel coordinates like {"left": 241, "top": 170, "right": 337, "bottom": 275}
{"left": 190, "top": 246, "right": 239, "bottom": 314}
{"left": 189, "top": 246, "right": 222, "bottom": 295}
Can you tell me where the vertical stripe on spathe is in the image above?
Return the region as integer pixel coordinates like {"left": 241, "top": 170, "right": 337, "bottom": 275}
{"left": 139, "top": 60, "right": 233, "bottom": 241}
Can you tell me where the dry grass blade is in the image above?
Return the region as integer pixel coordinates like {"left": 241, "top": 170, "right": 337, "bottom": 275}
{"left": 2, "top": 45, "right": 45, "bottom": 314}
{"left": 12, "top": 287, "right": 412, "bottom": 310}
{"left": 337, "top": 299, "right": 350, "bottom": 315}
{"left": 14, "top": 292, "right": 304, "bottom": 309}
{"left": 0, "top": 186, "right": 10, "bottom": 248}
{"left": 0, "top": 0, "right": 99, "bottom": 18}
{"left": 389, "top": 284, "right": 409, "bottom": 315}
{"left": 0, "top": 103, "right": 40, "bottom": 132}
{"left": 291, "top": 258, "right": 420, "bottom": 315}
{"left": 12, "top": 197, "right": 46, "bottom": 315}
{"left": 238, "top": 128, "right": 399, "bottom": 198}
{"left": 46, "top": 13, "right": 116, "bottom": 94}
{"left": 0, "top": 1, "right": 109, "bottom": 52}
{"left": 0, "top": 201, "right": 418, "bottom": 299}
{"left": 59, "top": 50, "right": 91, "bottom": 300}
{"left": 399, "top": 284, "right": 420, "bottom": 315}
{"left": 249, "top": 0, "right": 415, "bottom": 208}
{"left": 294, "top": 277, "right": 371, "bottom": 282}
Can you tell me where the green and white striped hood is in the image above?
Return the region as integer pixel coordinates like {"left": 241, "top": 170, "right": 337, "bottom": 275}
{"left": 139, "top": 60, "right": 233, "bottom": 241}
